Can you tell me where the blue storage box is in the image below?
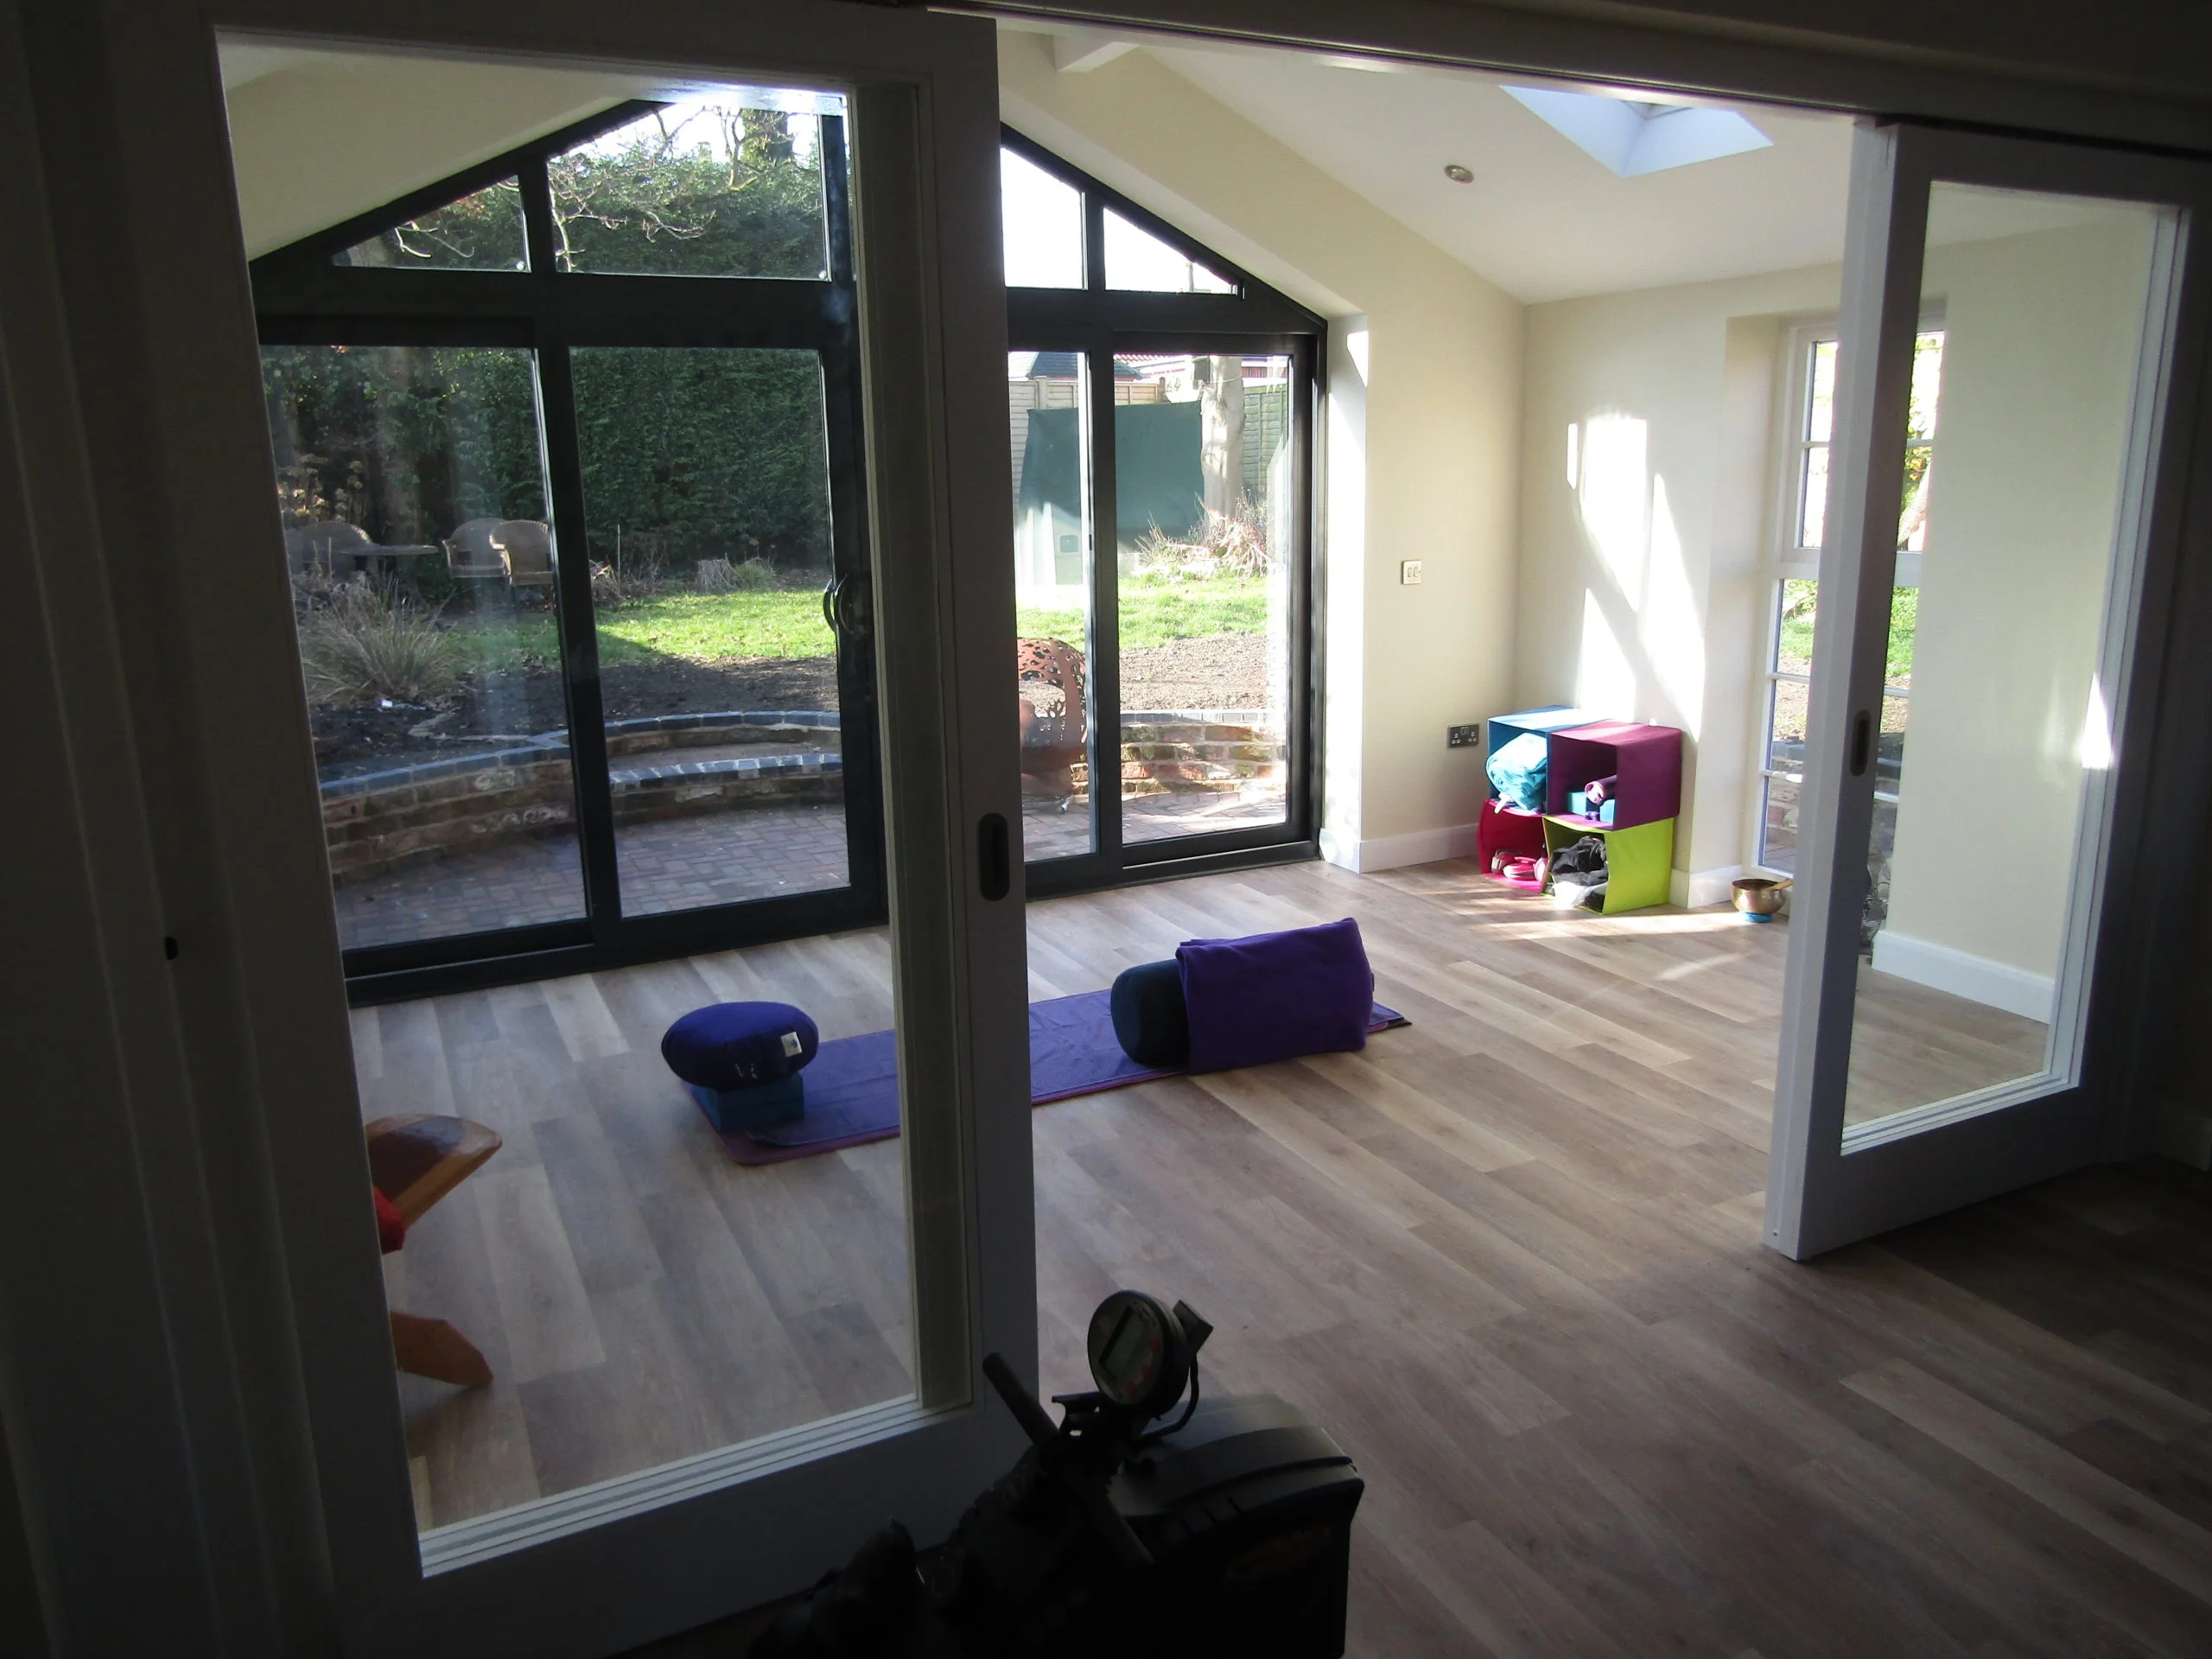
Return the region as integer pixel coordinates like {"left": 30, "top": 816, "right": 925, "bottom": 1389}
{"left": 687, "top": 1073, "right": 806, "bottom": 1134}
{"left": 1484, "top": 707, "right": 1600, "bottom": 798}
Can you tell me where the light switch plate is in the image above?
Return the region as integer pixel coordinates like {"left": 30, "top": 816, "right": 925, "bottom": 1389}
{"left": 1401, "top": 559, "right": 1423, "bottom": 585}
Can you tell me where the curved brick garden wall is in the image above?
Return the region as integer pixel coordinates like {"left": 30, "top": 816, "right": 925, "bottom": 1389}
{"left": 320, "top": 711, "right": 842, "bottom": 885}
{"left": 1113, "top": 711, "right": 1285, "bottom": 796}
{"left": 320, "top": 707, "right": 1287, "bottom": 885}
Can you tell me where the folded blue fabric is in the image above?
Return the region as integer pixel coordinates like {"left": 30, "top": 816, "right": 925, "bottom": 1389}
{"left": 1486, "top": 731, "right": 1550, "bottom": 810}
{"left": 1176, "top": 918, "right": 1374, "bottom": 1074}
{"left": 688, "top": 1073, "right": 806, "bottom": 1134}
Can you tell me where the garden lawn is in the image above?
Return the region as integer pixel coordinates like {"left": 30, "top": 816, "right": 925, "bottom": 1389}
{"left": 468, "top": 573, "right": 1269, "bottom": 669}
{"left": 1778, "top": 578, "right": 1917, "bottom": 686}
{"left": 505, "top": 590, "right": 834, "bottom": 665}
{"left": 1018, "top": 573, "right": 1268, "bottom": 648}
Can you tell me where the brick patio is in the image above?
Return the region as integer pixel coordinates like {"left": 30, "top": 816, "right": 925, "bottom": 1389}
{"left": 329, "top": 786, "right": 1289, "bottom": 951}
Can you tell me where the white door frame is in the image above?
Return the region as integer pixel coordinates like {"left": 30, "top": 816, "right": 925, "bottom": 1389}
{"left": 1765, "top": 121, "right": 2212, "bottom": 1260}
{"left": 12, "top": 1, "right": 1033, "bottom": 1653}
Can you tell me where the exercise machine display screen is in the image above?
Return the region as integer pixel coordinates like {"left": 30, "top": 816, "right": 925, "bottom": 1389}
{"left": 1088, "top": 1290, "right": 1176, "bottom": 1413}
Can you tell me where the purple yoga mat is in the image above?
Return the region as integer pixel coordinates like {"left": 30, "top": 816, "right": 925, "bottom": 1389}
{"left": 700, "top": 988, "right": 1408, "bottom": 1166}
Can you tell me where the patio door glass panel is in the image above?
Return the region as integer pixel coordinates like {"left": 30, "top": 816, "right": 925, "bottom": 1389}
{"left": 1841, "top": 181, "right": 2165, "bottom": 1128}
{"left": 1007, "top": 349, "right": 1097, "bottom": 861}
{"left": 1112, "top": 352, "right": 1295, "bottom": 845}
{"left": 569, "top": 345, "right": 855, "bottom": 915}
{"left": 1769, "top": 121, "right": 2210, "bottom": 1260}
{"left": 261, "top": 342, "right": 587, "bottom": 950}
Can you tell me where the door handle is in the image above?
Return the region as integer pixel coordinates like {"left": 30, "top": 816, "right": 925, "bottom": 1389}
{"left": 823, "top": 570, "right": 873, "bottom": 642}
{"left": 978, "top": 813, "right": 1010, "bottom": 901}
{"left": 1849, "top": 709, "right": 1872, "bottom": 777}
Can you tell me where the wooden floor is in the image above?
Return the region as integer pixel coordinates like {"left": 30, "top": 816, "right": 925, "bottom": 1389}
{"left": 356, "top": 858, "right": 2212, "bottom": 1656}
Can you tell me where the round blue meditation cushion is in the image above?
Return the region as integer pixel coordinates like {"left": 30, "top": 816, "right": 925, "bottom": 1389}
{"left": 662, "top": 1001, "right": 820, "bottom": 1090}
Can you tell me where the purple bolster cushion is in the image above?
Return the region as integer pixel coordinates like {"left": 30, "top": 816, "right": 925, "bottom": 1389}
{"left": 1176, "top": 918, "right": 1374, "bottom": 1073}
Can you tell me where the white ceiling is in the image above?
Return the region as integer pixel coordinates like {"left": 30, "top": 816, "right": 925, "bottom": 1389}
{"left": 1096, "top": 35, "right": 1859, "bottom": 305}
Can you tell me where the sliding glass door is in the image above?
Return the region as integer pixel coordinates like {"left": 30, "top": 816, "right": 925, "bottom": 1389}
{"left": 1767, "top": 122, "right": 2212, "bottom": 1257}
{"left": 253, "top": 99, "right": 884, "bottom": 997}
{"left": 1001, "top": 132, "right": 1321, "bottom": 893}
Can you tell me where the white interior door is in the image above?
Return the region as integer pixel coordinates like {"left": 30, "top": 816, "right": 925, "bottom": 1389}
{"left": 53, "top": 2, "right": 1033, "bottom": 1654}
{"left": 1766, "top": 121, "right": 2212, "bottom": 1260}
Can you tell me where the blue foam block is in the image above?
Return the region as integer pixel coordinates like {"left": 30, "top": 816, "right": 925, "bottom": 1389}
{"left": 687, "top": 1073, "right": 806, "bottom": 1133}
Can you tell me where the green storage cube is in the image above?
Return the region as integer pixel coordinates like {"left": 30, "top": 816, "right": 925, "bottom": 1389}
{"left": 1541, "top": 816, "right": 1675, "bottom": 914}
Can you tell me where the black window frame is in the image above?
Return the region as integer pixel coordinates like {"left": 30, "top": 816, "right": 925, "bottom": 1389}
{"left": 252, "top": 100, "right": 887, "bottom": 1005}
{"left": 1001, "top": 126, "right": 1326, "bottom": 899}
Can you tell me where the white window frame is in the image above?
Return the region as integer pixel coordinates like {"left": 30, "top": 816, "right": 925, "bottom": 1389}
{"left": 1748, "top": 314, "right": 1944, "bottom": 877}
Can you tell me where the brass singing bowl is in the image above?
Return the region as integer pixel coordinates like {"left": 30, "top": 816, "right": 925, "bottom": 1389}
{"left": 1731, "top": 877, "right": 1790, "bottom": 916}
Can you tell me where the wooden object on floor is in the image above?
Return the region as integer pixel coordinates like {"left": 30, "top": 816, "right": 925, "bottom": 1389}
{"left": 367, "top": 1113, "right": 503, "bottom": 1226}
{"left": 389, "top": 1310, "right": 494, "bottom": 1389}
{"left": 369, "top": 1113, "right": 504, "bottom": 1389}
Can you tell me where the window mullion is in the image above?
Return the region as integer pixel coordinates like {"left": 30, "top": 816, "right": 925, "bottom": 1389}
{"left": 518, "top": 155, "right": 559, "bottom": 282}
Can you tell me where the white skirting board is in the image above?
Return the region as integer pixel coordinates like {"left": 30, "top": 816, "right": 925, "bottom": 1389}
{"left": 1325, "top": 822, "right": 1483, "bottom": 873}
{"left": 1671, "top": 865, "right": 1744, "bottom": 909}
{"left": 1869, "top": 931, "right": 2056, "bottom": 1024}
{"left": 1328, "top": 824, "right": 1738, "bottom": 911}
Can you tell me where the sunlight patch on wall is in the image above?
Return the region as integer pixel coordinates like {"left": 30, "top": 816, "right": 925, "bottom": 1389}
{"left": 2079, "top": 675, "right": 2114, "bottom": 771}
{"left": 1642, "top": 474, "right": 1704, "bottom": 737}
{"left": 1577, "top": 413, "right": 1648, "bottom": 610}
{"left": 1577, "top": 588, "right": 1636, "bottom": 717}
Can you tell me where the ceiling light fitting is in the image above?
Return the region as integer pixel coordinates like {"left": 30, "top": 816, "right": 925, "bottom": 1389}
{"left": 1443, "top": 163, "right": 1474, "bottom": 183}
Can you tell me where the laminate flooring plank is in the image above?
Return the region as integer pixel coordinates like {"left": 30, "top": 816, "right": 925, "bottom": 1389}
{"left": 540, "top": 971, "right": 628, "bottom": 1063}
{"left": 516, "top": 1279, "right": 734, "bottom": 1495}
{"left": 781, "top": 1300, "right": 914, "bottom": 1417}
{"left": 348, "top": 1006, "right": 384, "bottom": 1081}
{"left": 2084, "top": 1326, "right": 2212, "bottom": 1414}
{"left": 533, "top": 1110, "right": 665, "bottom": 1298}
{"left": 1293, "top": 1048, "right": 1541, "bottom": 1173}
{"left": 2053, "top": 1418, "right": 2212, "bottom": 1535}
{"left": 473, "top": 1162, "right": 606, "bottom": 1383}
{"left": 633, "top": 1179, "right": 828, "bottom": 1440}
{"left": 1847, "top": 1357, "right": 2212, "bottom": 1605}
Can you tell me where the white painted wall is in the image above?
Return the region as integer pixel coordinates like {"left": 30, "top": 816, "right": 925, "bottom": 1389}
{"left": 1514, "top": 214, "right": 2158, "bottom": 966}
{"left": 998, "top": 31, "right": 1526, "bottom": 868}
{"left": 1514, "top": 262, "right": 1842, "bottom": 898}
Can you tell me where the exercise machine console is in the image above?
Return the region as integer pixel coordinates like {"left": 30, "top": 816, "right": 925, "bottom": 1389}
{"left": 751, "top": 1291, "right": 1365, "bottom": 1658}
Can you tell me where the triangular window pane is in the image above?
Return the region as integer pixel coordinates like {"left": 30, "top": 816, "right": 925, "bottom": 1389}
{"left": 1001, "top": 148, "right": 1083, "bottom": 288}
{"left": 336, "top": 178, "right": 527, "bottom": 270}
{"left": 548, "top": 94, "right": 835, "bottom": 278}
{"left": 1103, "top": 208, "right": 1234, "bottom": 295}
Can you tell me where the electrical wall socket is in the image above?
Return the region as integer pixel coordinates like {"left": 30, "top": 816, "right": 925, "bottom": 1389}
{"left": 1447, "top": 724, "right": 1481, "bottom": 748}
{"left": 1400, "top": 559, "right": 1423, "bottom": 585}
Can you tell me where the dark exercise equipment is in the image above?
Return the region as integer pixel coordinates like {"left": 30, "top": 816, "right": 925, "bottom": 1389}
{"left": 751, "top": 1291, "right": 1365, "bottom": 1659}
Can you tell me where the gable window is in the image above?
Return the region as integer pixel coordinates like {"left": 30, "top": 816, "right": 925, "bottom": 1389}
{"left": 251, "top": 92, "right": 882, "bottom": 1001}
{"left": 1756, "top": 323, "right": 1945, "bottom": 875}
{"left": 1000, "top": 129, "right": 1322, "bottom": 893}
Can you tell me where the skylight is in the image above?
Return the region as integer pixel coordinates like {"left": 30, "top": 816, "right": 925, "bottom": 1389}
{"left": 1501, "top": 86, "right": 1772, "bottom": 177}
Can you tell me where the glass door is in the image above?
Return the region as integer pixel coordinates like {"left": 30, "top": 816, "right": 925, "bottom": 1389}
{"left": 174, "top": 13, "right": 1033, "bottom": 1652}
{"left": 253, "top": 95, "right": 886, "bottom": 997}
{"left": 1001, "top": 130, "right": 1321, "bottom": 898}
{"left": 1767, "top": 122, "right": 2212, "bottom": 1258}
